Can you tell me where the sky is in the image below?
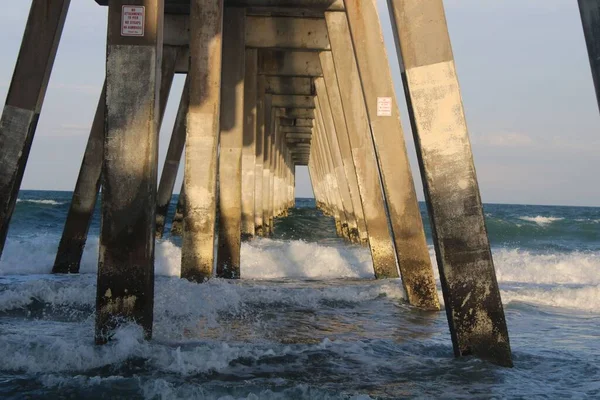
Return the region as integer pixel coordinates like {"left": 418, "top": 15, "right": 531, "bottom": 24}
{"left": 1, "top": 1, "right": 599, "bottom": 206}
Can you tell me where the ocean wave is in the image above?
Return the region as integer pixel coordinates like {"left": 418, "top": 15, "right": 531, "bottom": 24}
{"left": 16, "top": 199, "right": 65, "bottom": 206}
{"left": 518, "top": 216, "right": 565, "bottom": 226}
{"left": 502, "top": 284, "right": 600, "bottom": 312}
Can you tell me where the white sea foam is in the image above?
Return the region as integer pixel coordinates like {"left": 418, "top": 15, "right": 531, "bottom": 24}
{"left": 2, "top": 235, "right": 600, "bottom": 314}
{"left": 501, "top": 285, "right": 600, "bottom": 312}
{"left": 518, "top": 216, "right": 564, "bottom": 226}
{"left": 16, "top": 199, "right": 65, "bottom": 206}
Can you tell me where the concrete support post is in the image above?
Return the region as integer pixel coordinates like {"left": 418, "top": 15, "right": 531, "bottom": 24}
{"left": 254, "top": 77, "right": 266, "bottom": 236}
{"left": 314, "top": 102, "right": 345, "bottom": 238}
{"left": 262, "top": 95, "right": 273, "bottom": 235}
{"left": 171, "top": 183, "right": 185, "bottom": 236}
{"left": 56, "top": 46, "right": 178, "bottom": 273}
{"left": 579, "top": 0, "right": 600, "bottom": 112}
{"left": 0, "top": 0, "right": 71, "bottom": 259}
{"left": 324, "top": 14, "right": 397, "bottom": 275}
{"left": 343, "top": 2, "right": 439, "bottom": 310}
{"left": 182, "top": 0, "right": 225, "bottom": 282}
{"left": 267, "top": 109, "right": 279, "bottom": 230}
{"left": 241, "top": 49, "right": 258, "bottom": 238}
{"left": 387, "top": 0, "right": 512, "bottom": 366}
{"left": 315, "top": 90, "right": 357, "bottom": 242}
{"left": 156, "top": 75, "right": 189, "bottom": 238}
{"left": 318, "top": 53, "right": 368, "bottom": 244}
{"left": 216, "top": 8, "right": 245, "bottom": 279}
{"left": 96, "top": 0, "right": 164, "bottom": 343}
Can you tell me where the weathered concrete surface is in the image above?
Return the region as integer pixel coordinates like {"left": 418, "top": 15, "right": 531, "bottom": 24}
{"left": 171, "top": 183, "right": 185, "bottom": 235}
{"left": 182, "top": 0, "right": 224, "bottom": 282}
{"left": 280, "top": 108, "right": 315, "bottom": 118}
{"left": 155, "top": 75, "right": 188, "bottom": 239}
{"left": 254, "top": 76, "right": 266, "bottom": 236}
{"left": 0, "top": 0, "right": 71, "bottom": 260}
{"left": 281, "top": 126, "right": 313, "bottom": 133}
{"left": 266, "top": 77, "right": 313, "bottom": 95}
{"left": 259, "top": 50, "right": 323, "bottom": 76}
{"left": 242, "top": 49, "right": 258, "bottom": 238}
{"left": 96, "top": 0, "right": 164, "bottom": 344}
{"left": 343, "top": 2, "right": 439, "bottom": 310}
{"left": 53, "top": 84, "right": 105, "bottom": 273}
{"left": 314, "top": 103, "right": 346, "bottom": 238}
{"left": 217, "top": 8, "right": 245, "bottom": 279}
{"left": 295, "top": 118, "right": 314, "bottom": 127}
{"left": 387, "top": 0, "right": 512, "bottom": 366}
{"left": 579, "top": 0, "right": 600, "bottom": 112}
{"left": 272, "top": 95, "right": 315, "bottom": 108}
{"left": 246, "top": 16, "right": 329, "bottom": 50}
{"left": 314, "top": 83, "right": 358, "bottom": 242}
{"left": 262, "top": 95, "right": 274, "bottom": 235}
{"left": 325, "top": 12, "right": 397, "bottom": 273}
{"left": 318, "top": 52, "right": 367, "bottom": 244}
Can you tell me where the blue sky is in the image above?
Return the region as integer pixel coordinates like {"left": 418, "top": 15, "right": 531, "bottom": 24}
{"left": 1, "top": 0, "right": 599, "bottom": 206}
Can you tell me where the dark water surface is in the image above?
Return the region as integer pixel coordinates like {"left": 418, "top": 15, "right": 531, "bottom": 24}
{"left": 0, "top": 191, "right": 599, "bottom": 398}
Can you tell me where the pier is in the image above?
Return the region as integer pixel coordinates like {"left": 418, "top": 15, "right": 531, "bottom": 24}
{"left": 0, "top": 0, "right": 542, "bottom": 367}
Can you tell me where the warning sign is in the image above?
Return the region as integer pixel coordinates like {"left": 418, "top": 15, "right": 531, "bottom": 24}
{"left": 121, "top": 6, "right": 145, "bottom": 37}
{"left": 377, "top": 97, "right": 392, "bottom": 117}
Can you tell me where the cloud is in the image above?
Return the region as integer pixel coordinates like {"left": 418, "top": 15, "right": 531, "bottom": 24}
{"left": 476, "top": 132, "right": 534, "bottom": 148}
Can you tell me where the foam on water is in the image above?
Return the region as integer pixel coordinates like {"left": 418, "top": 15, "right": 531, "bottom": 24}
{"left": 16, "top": 199, "right": 65, "bottom": 206}
{"left": 2, "top": 235, "right": 600, "bottom": 314}
{"left": 518, "top": 216, "right": 564, "bottom": 226}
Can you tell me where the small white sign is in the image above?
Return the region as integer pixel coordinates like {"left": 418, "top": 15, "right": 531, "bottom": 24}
{"left": 121, "top": 6, "right": 145, "bottom": 37}
{"left": 377, "top": 97, "right": 392, "bottom": 117}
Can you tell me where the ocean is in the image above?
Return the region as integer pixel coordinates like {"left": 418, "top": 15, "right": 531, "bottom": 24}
{"left": 0, "top": 190, "right": 599, "bottom": 399}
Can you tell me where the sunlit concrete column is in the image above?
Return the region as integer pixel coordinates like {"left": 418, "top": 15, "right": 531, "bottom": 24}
{"left": 314, "top": 101, "right": 346, "bottom": 238}
{"left": 325, "top": 14, "right": 397, "bottom": 276}
{"left": 0, "top": 0, "right": 71, "bottom": 259}
{"left": 388, "top": 0, "right": 512, "bottom": 366}
{"left": 254, "top": 76, "right": 266, "bottom": 236}
{"left": 319, "top": 52, "right": 368, "bottom": 245}
{"left": 262, "top": 95, "right": 273, "bottom": 236}
{"left": 171, "top": 183, "right": 185, "bottom": 236}
{"left": 216, "top": 8, "right": 245, "bottom": 279}
{"left": 156, "top": 75, "right": 189, "bottom": 238}
{"left": 241, "top": 49, "right": 258, "bottom": 238}
{"left": 579, "top": 0, "right": 600, "bottom": 112}
{"left": 96, "top": 0, "right": 164, "bottom": 343}
{"left": 343, "top": 2, "right": 439, "bottom": 309}
{"left": 315, "top": 82, "right": 358, "bottom": 242}
{"left": 182, "top": 0, "right": 225, "bottom": 282}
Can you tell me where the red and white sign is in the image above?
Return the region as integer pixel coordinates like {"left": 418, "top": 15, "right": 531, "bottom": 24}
{"left": 121, "top": 6, "right": 145, "bottom": 37}
{"left": 377, "top": 97, "right": 392, "bottom": 117}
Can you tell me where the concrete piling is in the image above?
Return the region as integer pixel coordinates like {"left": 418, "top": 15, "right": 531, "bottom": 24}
{"left": 216, "top": 8, "right": 246, "bottom": 279}
{"left": 52, "top": 84, "right": 106, "bottom": 274}
{"left": 325, "top": 12, "right": 398, "bottom": 276}
{"left": 181, "top": 0, "right": 225, "bottom": 282}
{"left": 56, "top": 46, "right": 177, "bottom": 273}
{"left": 314, "top": 83, "right": 358, "bottom": 242}
{"left": 254, "top": 76, "right": 266, "bottom": 236}
{"left": 343, "top": 1, "right": 439, "bottom": 310}
{"left": 155, "top": 75, "right": 189, "bottom": 239}
{"left": 171, "top": 183, "right": 185, "bottom": 236}
{"left": 95, "top": 0, "right": 164, "bottom": 343}
{"left": 387, "top": 0, "right": 512, "bottom": 366}
{"left": 0, "top": 0, "right": 71, "bottom": 260}
{"left": 241, "top": 49, "right": 258, "bottom": 238}
{"left": 579, "top": 0, "right": 600, "bottom": 112}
